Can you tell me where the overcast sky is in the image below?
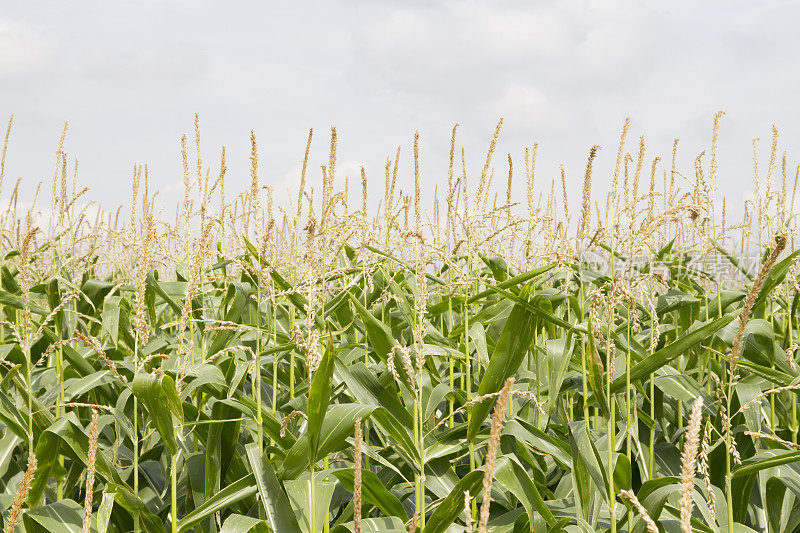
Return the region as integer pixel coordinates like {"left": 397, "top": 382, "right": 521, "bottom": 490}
{"left": 1, "top": 1, "right": 799, "bottom": 222}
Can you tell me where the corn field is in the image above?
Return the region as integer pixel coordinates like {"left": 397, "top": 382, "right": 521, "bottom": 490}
{"left": 1, "top": 113, "right": 800, "bottom": 532}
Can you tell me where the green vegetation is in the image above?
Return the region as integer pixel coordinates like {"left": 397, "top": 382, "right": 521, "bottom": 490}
{"left": 0, "top": 114, "right": 799, "bottom": 532}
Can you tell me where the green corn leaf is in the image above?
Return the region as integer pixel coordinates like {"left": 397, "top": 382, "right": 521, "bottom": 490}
{"left": 103, "top": 483, "right": 168, "bottom": 533}
{"left": 220, "top": 514, "right": 269, "bottom": 533}
{"left": 332, "top": 468, "right": 407, "bottom": 519}
{"left": 95, "top": 491, "right": 115, "bottom": 533}
{"left": 279, "top": 404, "right": 375, "bottom": 480}
{"left": 494, "top": 456, "right": 556, "bottom": 529}
{"left": 22, "top": 499, "right": 85, "bottom": 532}
{"left": 732, "top": 450, "right": 800, "bottom": 479}
{"left": 28, "top": 412, "right": 124, "bottom": 507}
{"left": 246, "top": 443, "right": 303, "bottom": 533}
{"left": 307, "top": 334, "right": 337, "bottom": 464}
{"left": 423, "top": 469, "right": 484, "bottom": 533}
{"left": 131, "top": 371, "right": 183, "bottom": 455}
{"left": 177, "top": 473, "right": 258, "bottom": 532}
{"left": 468, "top": 285, "right": 538, "bottom": 441}
{"left": 610, "top": 314, "right": 734, "bottom": 394}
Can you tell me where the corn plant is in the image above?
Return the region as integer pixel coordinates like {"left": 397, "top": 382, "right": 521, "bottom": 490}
{"left": 0, "top": 113, "right": 799, "bottom": 533}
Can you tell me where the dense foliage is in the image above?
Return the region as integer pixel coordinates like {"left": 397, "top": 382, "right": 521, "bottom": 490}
{"left": 1, "top": 115, "right": 799, "bottom": 532}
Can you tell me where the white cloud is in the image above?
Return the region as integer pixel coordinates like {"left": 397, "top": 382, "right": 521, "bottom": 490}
{"left": 488, "top": 84, "right": 551, "bottom": 127}
{"left": 0, "top": 0, "right": 799, "bottom": 224}
{"left": 0, "top": 19, "right": 53, "bottom": 80}
{"left": 78, "top": 41, "right": 208, "bottom": 85}
{"left": 352, "top": 1, "right": 661, "bottom": 96}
